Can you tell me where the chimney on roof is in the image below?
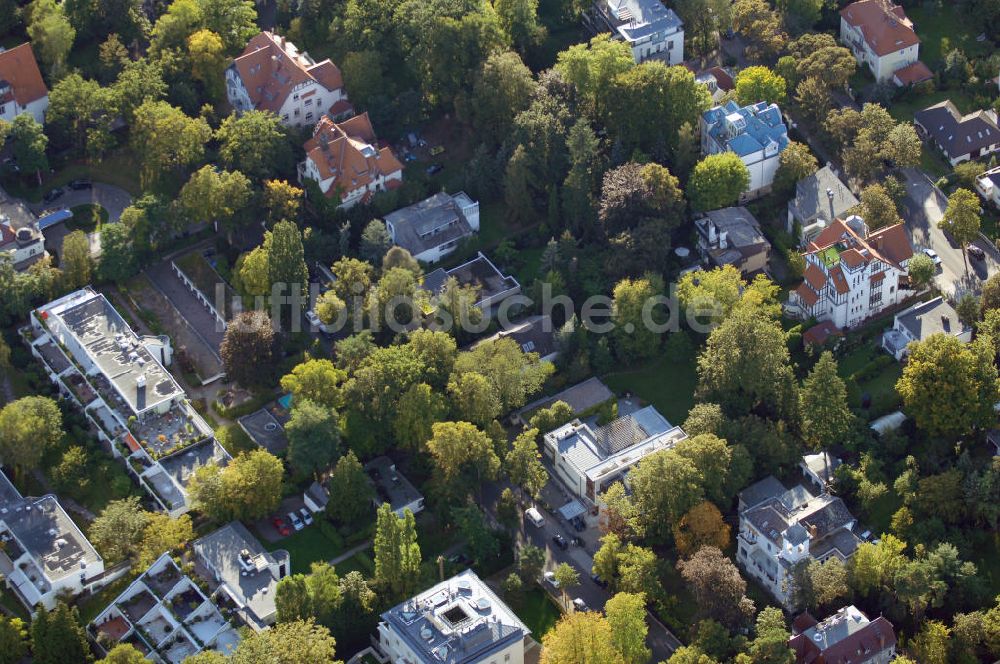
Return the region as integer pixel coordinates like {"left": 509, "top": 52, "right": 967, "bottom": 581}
{"left": 808, "top": 523, "right": 818, "bottom": 538}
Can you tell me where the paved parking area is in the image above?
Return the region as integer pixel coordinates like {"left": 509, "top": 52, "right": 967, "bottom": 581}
{"left": 29, "top": 183, "right": 132, "bottom": 221}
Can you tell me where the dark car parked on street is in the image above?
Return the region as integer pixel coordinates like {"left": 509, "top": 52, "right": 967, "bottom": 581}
{"left": 68, "top": 178, "right": 92, "bottom": 190}
{"left": 552, "top": 534, "right": 569, "bottom": 550}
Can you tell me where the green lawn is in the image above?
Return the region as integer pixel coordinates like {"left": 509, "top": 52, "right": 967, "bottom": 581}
{"left": 905, "top": 3, "right": 991, "bottom": 66}
{"left": 837, "top": 341, "right": 903, "bottom": 417}
{"left": 888, "top": 87, "right": 979, "bottom": 124}
{"left": 263, "top": 524, "right": 347, "bottom": 573}
{"left": 68, "top": 204, "right": 109, "bottom": 233}
{"left": 336, "top": 550, "right": 375, "bottom": 577}
{"left": 0, "top": 586, "right": 29, "bottom": 622}
{"left": 1, "top": 152, "right": 141, "bottom": 202}
{"left": 510, "top": 588, "right": 561, "bottom": 638}
{"left": 603, "top": 343, "right": 699, "bottom": 425}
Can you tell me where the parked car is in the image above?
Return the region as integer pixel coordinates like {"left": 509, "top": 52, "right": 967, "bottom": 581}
{"left": 448, "top": 552, "right": 471, "bottom": 566}
{"left": 591, "top": 573, "right": 608, "bottom": 589}
{"left": 287, "top": 511, "right": 304, "bottom": 531}
{"left": 570, "top": 516, "right": 586, "bottom": 532}
{"left": 923, "top": 247, "right": 942, "bottom": 266}
{"left": 570, "top": 536, "right": 585, "bottom": 547}
{"left": 552, "top": 534, "right": 569, "bottom": 550}
{"left": 426, "top": 164, "right": 444, "bottom": 176}
{"left": 68, "top": 178, "right": 92, "bottom": 190}
{"left": 967, "top": 245, "right": 985, "bottom": 261}
{"left": 299, "top": 508, "right": 314, "bottom": 526}
{"left": 271, "top": 516, "right": 291, "bottom": 537}
{"left": 543, "top": 571, "right": 559, "bottom": 588}
{"left": 525, "top": 507, "right": 545, "bottom": 528}
{"left": 429, "top": 145, "right": 445, "bottom": 156}
{"left": 42, "top": 187, "right": 64, "bottom": 203}
{"left": 572, "top": 598, "right": 589, "bottom": 612}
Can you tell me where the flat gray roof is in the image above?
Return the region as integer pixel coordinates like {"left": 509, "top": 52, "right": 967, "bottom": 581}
{"left": 0, "top": 474, "right": 102, "bottom": 582}
{"left": 193, "top": 522, "right": 286, "bottom": 627}
{"left": 237, "top": 409, "right": 288, "bottom": 454}
{"left": 43, "top": 289, "right": 182, "bottom": 415}
{"left": 385, "top": 192, "right": 476, "bottom": 256}
{"left": 159, "top": 439, "right": 230, "bottom": 493}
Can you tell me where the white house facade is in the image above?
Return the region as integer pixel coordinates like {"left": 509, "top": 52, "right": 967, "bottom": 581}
{"left": 226, "top": 32, "right": 352, "bottom": 128}
{"left": 300, "top": 113, "right": 403, "bottom": 208}
{"left": 0, "top": 44, "right": 48, "bottom": 124}
{"left": 786, "top": 216, "right": 913, "bottom": 329}
{"left": 701, "top": 101, "right": 789, "bottom": 201}
{"left": 383, "top": 191, "right": 480, "bottom": 263}
{"left": 737, "top": 478, "right": 861, "bottom": 609}
{"left": 589, "top": 0, "right": 684, "bottom": 64}
{"left": 839, "top": 0, "right": 929, "bottom": 85}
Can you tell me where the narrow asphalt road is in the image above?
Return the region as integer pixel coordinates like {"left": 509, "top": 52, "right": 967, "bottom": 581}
{"left": 29, "top": 182, "right": 132, "bottom": 222}
{"left": 896, "top": 167, "right": 1000, "bottom": 297}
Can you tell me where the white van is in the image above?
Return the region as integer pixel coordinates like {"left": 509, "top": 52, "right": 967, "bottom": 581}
{"left": 525, "top": 507, "right": 545, "bottom": 528}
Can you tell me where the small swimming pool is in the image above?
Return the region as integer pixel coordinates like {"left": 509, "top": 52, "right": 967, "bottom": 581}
{"left": 277, "top": 393, "right": 293, "bottom": 410}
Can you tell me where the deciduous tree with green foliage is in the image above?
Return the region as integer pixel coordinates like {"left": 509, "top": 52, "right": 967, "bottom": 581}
{"left": 800, "top": 351, "right": 854, "bottom": 456}
{"left": 326, "top": 451, "right": 374, "bottom": 526}
{"left": 131, "top": 100, "right": 212, "bottom": 187}
{"left": 373, "top": 503, "right": 421, "bottom": 600}
{"left": 137, "top": 513, "right": 193, "bottom": 568}
{"left": 89, "top": 496, "right": 150, "bottom": 563}
{"left": 98, "top": 223, "right": 137, "bottom": 284}
{"left": 0, "top": 395, "right": 62, "bottom": 475}
{"left": 188, "top": 448, "right": 284, "bottom": 521}
{"left": 26, "top": 0, "right": 76, "bottom": 76}
{"left": 505, "top": 428, "right": 548, "bottom": 499}
{"left": 540, "top": 610, "right": 623, "bottom": 664}
{"left": 677, "top": 546, "right": 755, "bottom": 629}
{"left": 939, "top": 188, "right": 982, "bottom": 274}
{"left": 734, "top": 66, "right": 787, "bottom": 106}
{"left": 0, "top": 614, "right": 28, "bottom": 664}
{"left": 734, "top": 607, "right": 794, "bottom": 664}
{"left": 611, "top": 274, "right": 664, "bottom": 363}
{"left": 221, "top": 310, "right": 275, "bottom": 387}
{"left": 216, "top": 110, "right": 293, "bottom": 180}
{"left": 280, "top": 359, "right": 346, "bottom": 410}
{"left": 629, "top": 449, "right": 704, "bottom": 541}
{"left": 60, "top": 229, "right": 92, "bottom": 290}
{"left": 772, "top": 140, "right": 817, "bottom": 197}
{"left": 427, "top": 421, "right": 501, "bottom": 500}
{"left": 10, "top": 114, "right": 49, "bottom": 183}
{"left": 896, "top": 334, "right": 999, "bottom": 438}
{"left": 285, "top": 399, "right": 341, "bottom": 477}
{"left": 688, "top": 153, "right": 750, "bottom": 211}
{"left": 605, "top": 592, "right": 650, "bottom": 664}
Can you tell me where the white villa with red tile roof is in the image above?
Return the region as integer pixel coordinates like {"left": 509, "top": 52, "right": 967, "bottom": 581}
{"left": 299, "top": 113, "right": 403, "bottom": 208}
{"left": 226, "top": 32, "right": 352, "bottom": 128}
{"left": 839, "top": 0, "right": 931, "bottom": 86}
{"left": 785, "top": 216, "right": 913, "bottom": 329}
{"left": 0, "top": 43, "right": 49, "bottom": 124}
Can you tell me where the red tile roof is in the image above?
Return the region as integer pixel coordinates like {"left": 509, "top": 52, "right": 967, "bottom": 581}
{"left": 804, "top": 263, "right": 827, "bottom": 290}
{"left": 789, "top": 615, "right": 897, "bottom": 664}
{"left": 839, "top": 248, "right": 865, "bottom": 269}
{"left": 304, "top": 113, "right": 403, "bottom": 200}
{"left": 796, "top": 283, "right": 820, "bottom": 307}
{"left": 123, "top": 433, "right": 140, "bottom": 453}
{"left": 0, "top": 43, "right": 48, "bottom": 107}
{"left": 806, "top": 218, "right": 912, "bottom": 271}
{"left": 829, "top": 266, "right": 849, "bottom": 294}
{"left": 706, "top": 66, "right": 734, "bottom": 91}
{"left": 840, "top": 0, "right": 919, "bottom": 57}
{"left": 893, "top": 60, "right": 933, "bottom": 85}
{"left": 803, "top": 321, "right": 842, "bottom": 347}
{"left": 232, "top": 32, "right": 345, "bottom": 113}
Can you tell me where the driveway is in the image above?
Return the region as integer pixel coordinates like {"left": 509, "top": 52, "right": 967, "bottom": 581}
{"left": 29, "top": 182, "right": 132, "bottom": 221}
{"left": 896, "top": 167, "right": 1000, "bottom": 296}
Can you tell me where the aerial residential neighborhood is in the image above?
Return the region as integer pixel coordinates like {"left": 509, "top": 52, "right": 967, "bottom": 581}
{"left": 0, "top": 0, "right": 998, "bottom": 662}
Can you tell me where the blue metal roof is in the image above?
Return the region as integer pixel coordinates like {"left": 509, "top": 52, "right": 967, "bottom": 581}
{"left": 37, "top": 209, "right": 72, "bottom": 230}
{"left": 702, "top": 100, "right": 790, "bottom": 158}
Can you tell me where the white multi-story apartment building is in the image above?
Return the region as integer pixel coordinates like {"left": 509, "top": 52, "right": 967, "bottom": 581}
{"left": 788, "top": 606, "right": 897, "bottom": 664}
{"left": 89, "top": 553, "right": 242, "bottom": 664}
{"left": 542, "top": 406, "right": 687, "bottom": 507}
{"left": 588, "top": 0, "right": 684, "bottom": 64}
{"left": 0, "top": 43, "right": 49, "bottom": 124}
{"left": 839, "top": 0, "right": 931, "bottom": 85}
{"left": 378, "top": 569, "right": 530, "bottom": 664}
{"left": 299, "top": 113, "right": 403, "bottom": 208}
{"left": 226, "top": 32, "right": 353, "bottom": 128}
{"left": 0, "top": 470, "right": 116, "bottom": 612}
{"left": 737, "top": 477, "right": 862, "bottom": 609}
{"left": 701, "top": 101, "right": 789, "bottom": 201}
{"left": 785, "top": 216, "right": 913, "bottom": 329}
{"left": 28, "top": 288, "right": 231, "bottom": 516}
